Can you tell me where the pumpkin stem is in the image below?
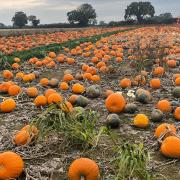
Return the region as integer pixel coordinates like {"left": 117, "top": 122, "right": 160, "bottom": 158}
{"left": 80, "top": 176, "right": 86, "bottom": 180}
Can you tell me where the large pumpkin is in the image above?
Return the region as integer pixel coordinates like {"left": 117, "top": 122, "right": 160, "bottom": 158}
{"left": 0, "top": 151, "right": 24, "bottom": 179}
{"left": 161, "top": 136, "right": 180, "bottom": 158}
{"left": 68, "top": 158, "right": 99, "bottom": 180}
{"left": 105, "top": 92, "right": 126, "bottom": 113}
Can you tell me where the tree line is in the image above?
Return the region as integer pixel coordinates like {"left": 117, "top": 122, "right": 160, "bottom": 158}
{"left": 0, "top": 1, "right": 178, "bottom": 28}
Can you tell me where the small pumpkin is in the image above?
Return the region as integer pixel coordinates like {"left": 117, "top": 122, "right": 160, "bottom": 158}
{"left": 8, "top": 85, "right": 21, "bottom": 96}
{"left": 125, "top": 103, "right": 138, "bottom": 114}
{"left": 68, "top": 158, "right": 99, "bottom": 180}
{"left": 44, "top": 89, "right": 57, "bottom": 98}
{"left": 34, "top": 95, "right": 47, "bottom": 107}
{"left": 174, "top": 107, "right": 180, "bottom": 120}
{"left": 47, "top": 93, "right": 62, "bottom": 104}
{"left": 106, "top": 114, "right": 120, "bottom": 129}
{"left": 150, "top": 78, "right": 161, "bottom": 89}
{"left": 0, "top": 151, "right": 24, "bottom": 179}
{"left": 133, "top": 114, "right": 149, "bottom": 128}
{"left": 60, "top": 101, "right": 73, "bottom": 112}
{"left": 2, "top": 70, "right": 13, "bottom": 79}
{"left": 0, "top": 98, "right": 16, "bottom": 113}
{"left": 72, "top": 83, "right": 85, "bottom": 94}
{"left": 156, "top": 100, "right": 171, "bottom": 113}
{"left": 135, "top": 88, "right": 151, "bottom": 104}
{"left": 150, "top": 109, "right": 163, "bottom": 122}
{"left": 26, "top": 87, "right": 39, "bottom": 98}
{"left": 161, "top": 136, "right": 180, "bottom": 158}
{"left": 120, "top": 78, "right": 131, "bottom": 89}
{"left": 166, "top": 60, "right": 176, "bottom": 68}
{"left": 75, "top": 95, "right": 90, "bottom": 107}
{"left": 13, "top": 130, "right": 30, "bottom": 146}
{"left": 105, "top": 92, "right": 126, "bottom": 113}
{"left": 49, "top": 51, "right": 56, "bottom": 58}
{"left": 172, "top": 87, "right": 180, "bottom": 98}
{"left": 175, "top": 77, "right": 180, "bottom": 86}
{"left": 59, "top": 82, "right": 69, "bottom": 90}
{"left": 86, "top": 85, "right": 101, "bottom": 98}
{"left": 153, "top": 67, "right": 165, "bottom": 76}
{"left": 49, "top": 78, "right": 59, "bottom": 87}
{"left": 69, "top": 95, "right": 78, "bottom": 105}
{"left": 63, "top": 74, "right": 74, "bottom": 82}
{"left": 40, "top": 78, "right": 49, "bottom": 87}
{"left": 154, "top": 123, "right": 176, "bottom": 138}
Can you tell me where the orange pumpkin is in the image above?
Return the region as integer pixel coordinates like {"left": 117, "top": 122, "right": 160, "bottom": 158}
{"left": 14, "top": 57, "right": 21, "bottom": 63}
{"left": 150, "top": 78, "right": 161, "bottom": 89}
{"left": 105, "top": 92, "right": 126, "bottom": 113}
{"left": 8, "top": 85, "right": 21, "bottom": 96}
{"left": 166, "top": 60, "right": 176, "bottom": 68}
{"left": 0, "top": 151, "right": 24, "bottom": 179}
{"left": 156, "top": 100, "right": 171, "bottom": 112}
{"left": 83, "top": 73, "right": 93, "bottom": 80}
{"left": 40, "top": 78, "right": 49, "bottom": 87}
{"left": 2, "top": 70, "right": 13, "bottom": 79}
{"left": 12, "top": 63, "right": 20, "bottom": 70}
{"left": 91, "top": 75, "right": 101, "bottom": 82}
{"left": 44, "top": 89, "right": 57, "bottom": 98}
{"left": 59, "top": 82, "right": 69, "bottom": 90}
{"left": 161, "top": 136, "right": 180, "bottom": 158}
{"left": 153, "top": 67, "right": 165, "bottom": 76}
{"left": 154, "top": 123, "right": 176, "bottom": 138}
{"left": 60, "top": 101, "right": 73, "bottom": 112}
{"left": 133, "top": 114, "right": 149, "bottom": 128}
{"left": 63, "top": 74, "right": 74, "bottom": 82}
{"left": 69, "top": 95, "right": 78, "bottom": 105}
{"left": 0, "top": 98, "right": 16, "bottom": 113}
{"left": 174, "top": 107, "right": 180, "bottom": 120}
{"left": 34, "top": 95, "right": 47, "bottom": 107}
{"left": 175, "top": 77, "right": 180, "bottom": 86}
{"left": 14, "top": 130, "right": 30, "bottom": 146}
{"left": 49, "top": 51, "right": 56, "bottom": 58}
{"left": 120, "top": 78, "right": 131, "bottom": 89}
{"left": 26, "top": 87, "right": 39, "bottom": 97}
{"left": 47, "top": 93, "right": 62, "bottom": 104}
{"left": 68, "top": 158, "right": 99, "bottom": 180}
{"left": 72, "top": 83, "right": 85, "bottom": 94}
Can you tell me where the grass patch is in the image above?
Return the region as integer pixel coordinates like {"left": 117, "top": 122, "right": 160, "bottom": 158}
{"left": 112, "top": 142, "right": 151, "bottom": 180}
{"left": 32, "top": 104, "right": 108, "bottom": 148}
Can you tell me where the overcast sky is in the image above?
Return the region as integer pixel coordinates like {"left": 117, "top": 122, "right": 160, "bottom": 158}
{"left": 0, "top": 0, "right": 179, "bottom": 25}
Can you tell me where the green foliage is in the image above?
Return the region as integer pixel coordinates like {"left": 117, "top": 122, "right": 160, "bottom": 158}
{"left": 12, "top": 11, "right": 28, "bottom": 28}
{"left": 125, "top": 2, "right": 155, "bottom": 23}
{"left": 112, "top": 142, "right": 151, "bottom": 180}
{"left": 32, "top": 104, "right": 107, "bottom": 148}
{"left": 67, "top": 3, "right": 97, "bottom": 26}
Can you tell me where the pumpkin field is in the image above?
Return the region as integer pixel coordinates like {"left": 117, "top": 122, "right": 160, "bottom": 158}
{"left": 0, "top": 26, "right": 180, "bottom": 180}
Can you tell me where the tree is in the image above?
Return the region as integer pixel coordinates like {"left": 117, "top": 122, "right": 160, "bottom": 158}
{"left": 12, "top": 11, "right": 28, "bottom": 28}
{"left": 124, "top": 2, "right": 155, "bottom": 23}
{"left": 67, "top": 3, "right": 97, "bottom": 26}
{"left": 0, "top": 23, "right": 5, "bottom": 28}
{"left": 28, "top": 15, "right": 40, "bottom": 27}
{"left": 159, "top": 13, "right": 173, "bottom": 19}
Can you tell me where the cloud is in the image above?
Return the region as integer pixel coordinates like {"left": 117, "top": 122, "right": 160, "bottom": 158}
{"left": 0, "top": 0, "right": 47, "bottom": 9}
